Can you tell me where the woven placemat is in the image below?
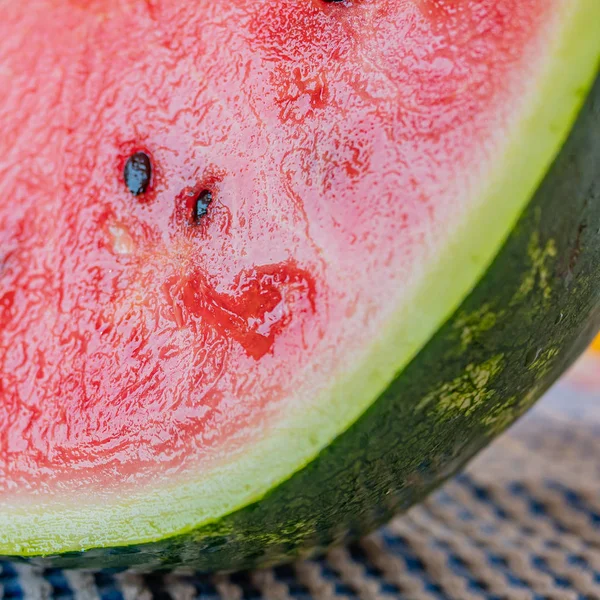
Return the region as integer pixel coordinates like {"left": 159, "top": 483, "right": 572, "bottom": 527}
{"left": 2, "top": 379, "right": 600, "bottom": 600}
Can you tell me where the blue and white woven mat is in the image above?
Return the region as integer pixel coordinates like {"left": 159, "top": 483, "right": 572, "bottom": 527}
{"left": 2, "top": 381, "right": 600, "bottom": 600}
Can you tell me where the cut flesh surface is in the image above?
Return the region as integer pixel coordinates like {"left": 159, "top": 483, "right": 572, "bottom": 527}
{"left": 0, "top": 0, "right": 599, "bottom": 554}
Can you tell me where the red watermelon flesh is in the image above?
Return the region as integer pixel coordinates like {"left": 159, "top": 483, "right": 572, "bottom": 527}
{"left": 0, "top": 0, "right": 569, "bottom": 499}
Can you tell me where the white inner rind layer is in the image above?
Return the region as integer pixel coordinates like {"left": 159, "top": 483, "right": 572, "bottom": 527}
{"left": 1, "top": 0, "right": 599, "bottom": 556}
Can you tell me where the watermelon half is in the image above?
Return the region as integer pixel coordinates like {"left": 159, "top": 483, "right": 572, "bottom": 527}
{"left": 0, "top": 0, "right": 599, "bottom": 571}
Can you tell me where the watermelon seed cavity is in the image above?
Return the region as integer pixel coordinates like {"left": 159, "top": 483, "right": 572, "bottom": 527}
{"left": 124, "top": 152, "right": 152, "bottom": 196}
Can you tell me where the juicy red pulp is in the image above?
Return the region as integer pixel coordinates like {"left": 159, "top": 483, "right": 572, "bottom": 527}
{"left": 0, "top": 0, "right": 554, "bottom": 496}
{"left": 162, "top": 262, "right": 316, "bottom": 361}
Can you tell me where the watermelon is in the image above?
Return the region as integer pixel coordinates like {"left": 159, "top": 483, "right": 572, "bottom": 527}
{"left": 0, "top": 0, "right": 599, "bottom": 571}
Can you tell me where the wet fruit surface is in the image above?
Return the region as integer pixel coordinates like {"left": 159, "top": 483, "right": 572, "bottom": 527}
{"left": 0, "top": 0, "right": 556, "bottom": 495}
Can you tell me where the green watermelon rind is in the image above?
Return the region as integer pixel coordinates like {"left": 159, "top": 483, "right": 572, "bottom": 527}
{"left": 1, "top": 1, "right": 600, "bottom": 569}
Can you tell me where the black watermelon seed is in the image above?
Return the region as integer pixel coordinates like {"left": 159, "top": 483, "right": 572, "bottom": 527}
{"left": 124, "top": 152, "right": 152, "bottom": 196}
{"left": 193, "top": 190, "right": 213, "bottom": 222}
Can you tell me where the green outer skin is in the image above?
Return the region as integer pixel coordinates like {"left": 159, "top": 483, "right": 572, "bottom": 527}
{"left": 5, "top": 73, "right": 598, "bottom": 572}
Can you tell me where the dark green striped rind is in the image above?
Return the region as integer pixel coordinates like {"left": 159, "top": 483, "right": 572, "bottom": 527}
{"left": 8, "top": 75, "right": 600, "bottom": 572}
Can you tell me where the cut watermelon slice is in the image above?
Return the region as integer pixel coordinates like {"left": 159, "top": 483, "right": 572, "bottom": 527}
{"left": 0, "top": 0, "right": 599, "bottom": 570}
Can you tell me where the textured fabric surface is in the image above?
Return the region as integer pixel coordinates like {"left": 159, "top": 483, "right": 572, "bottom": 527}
{"left": 1, "top": 376, "right": 600, "bottom": 600}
